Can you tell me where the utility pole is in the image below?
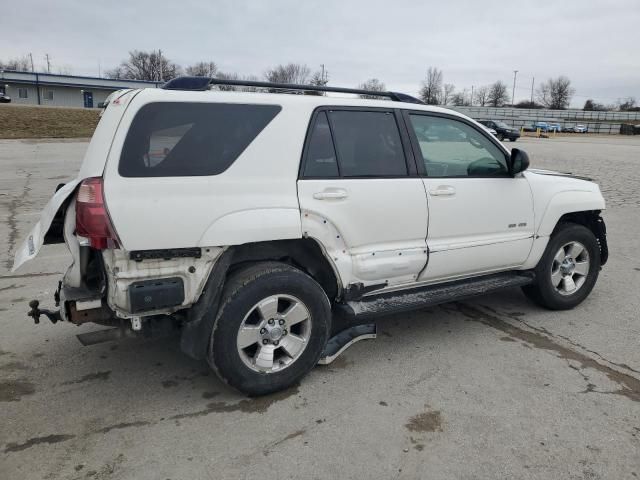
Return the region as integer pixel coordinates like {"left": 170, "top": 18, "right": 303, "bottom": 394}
{"left": 29, "top": 53, "right": 35, "bottom": 72}
{"left": 470, "top": 85, "right": 474, "bottom": 106}
{"left": 530, "top": 76, "right": 535, "bottom": 104}
{"left": 45, "top": 53, "right": 51, "bottom": 73}
{"left": 158, "top": 49, "right": 163, "bottom": 82}
{"left": 512, "top": 70, "right": 518, "bottom": 106}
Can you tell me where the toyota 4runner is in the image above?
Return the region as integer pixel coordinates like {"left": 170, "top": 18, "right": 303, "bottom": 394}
{"left": 13, "top": 77, "right": 608, "bottom": 396}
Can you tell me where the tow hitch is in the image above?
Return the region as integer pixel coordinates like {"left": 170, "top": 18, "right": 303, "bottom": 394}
{"left": 28, "top": 300, "right": 61, "bottom": 324}
{"left": 27, "top": 281, "right": 62, "bottom": 324}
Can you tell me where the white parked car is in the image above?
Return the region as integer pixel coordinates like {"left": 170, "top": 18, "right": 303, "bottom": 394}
{"left": 14, "top": 78, "right": 608, "bottom": 395}
{"left": 573, "top": 124, "right": 588, "bottom": 133}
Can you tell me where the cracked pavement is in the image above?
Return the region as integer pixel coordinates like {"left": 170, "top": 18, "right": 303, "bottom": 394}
{"left": 1, "top": 135, "right": 639, "bottom": 479}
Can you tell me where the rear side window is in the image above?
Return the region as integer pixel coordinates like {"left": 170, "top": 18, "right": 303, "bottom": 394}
{"left": 119, "top": 102, "right": 281, "bottom": 177}
{"left": 328, "top": 110, "right": 407, "bottom": 177}
{"left": 303, "top": 112, "right": 339, "bottom": 178}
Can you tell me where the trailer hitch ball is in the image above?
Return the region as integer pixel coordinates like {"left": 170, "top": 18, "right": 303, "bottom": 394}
{"left": 28, "top": 299, "right": 62, "bottom": 325}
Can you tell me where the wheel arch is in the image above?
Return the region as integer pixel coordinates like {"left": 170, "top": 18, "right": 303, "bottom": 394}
{"left": 179, "top": 238, "right": 342, "bottom": 360}
{"left": 228, "top": 238, "right": 342, "bottom": 301}
{"left": 553, "top": 210, "right": 608, "bottom": 266}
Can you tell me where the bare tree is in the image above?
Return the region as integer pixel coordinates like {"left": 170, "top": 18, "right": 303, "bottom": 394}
{"left": 419, "top": 67, "right": 443, "bottom": 105}
{"left": 450, "top": 92, "right": 466, "bottom": 106}
{"left": 583, "top": 99, "right": 606, "bottom": 111}
{"left": 106, "top": 50, "right": 181, "bottom": 82}
{"left": 186, "top": 61, "right": 218, "bottom": 77}
{"left": 357, "top": 78, "right": 386, "bottom": 99}
{"left": 618, "top": 96, "right": 638, "bottom": 111}
{"left": 265, "top": 63, "right": 311, "bottom": 84}
{"left": 306, "top": 69, "right": 329, "bottom": 95}
{"left": 474, "top": 85, "right": 489, "bottom": 106}
{"left": 488, "top": 81, "right": 509, "bottom": 107}
{"left": 0, "top": 55, "right": 32, "bottom": 71}
{"left": 536, "top": 76, "right": 574, "bottom": 110}
{"left": 441, "top": 83, "right": 455, "bottom": 105}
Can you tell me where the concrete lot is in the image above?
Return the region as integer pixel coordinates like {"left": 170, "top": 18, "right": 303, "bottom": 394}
{"left": 1, "top": 135, "right": 639, "bottom": 479}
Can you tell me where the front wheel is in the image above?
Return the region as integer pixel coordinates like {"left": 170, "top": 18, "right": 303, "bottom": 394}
{"left": 208, "top": 262, "right": 331, "bottom": 396}
{"left": 522, "top": 223, "right": 600, "bottom": 310}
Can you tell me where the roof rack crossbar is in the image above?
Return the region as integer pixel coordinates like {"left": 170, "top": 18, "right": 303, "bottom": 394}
{"left": 161, "top": 76, "right": 425, "bottom": 105}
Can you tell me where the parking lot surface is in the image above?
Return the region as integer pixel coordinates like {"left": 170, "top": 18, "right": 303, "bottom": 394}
{"left": 1, "top": 135, "right": 639, "bottom": 479}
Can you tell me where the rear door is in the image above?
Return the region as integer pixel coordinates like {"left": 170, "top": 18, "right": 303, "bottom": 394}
{"left": 297, "top": 107, "right": 429, "bottom": 289}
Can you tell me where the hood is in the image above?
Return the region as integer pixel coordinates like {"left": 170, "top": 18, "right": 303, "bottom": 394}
{"left": 527, "top": 168, "right": 593, "bottom": 182}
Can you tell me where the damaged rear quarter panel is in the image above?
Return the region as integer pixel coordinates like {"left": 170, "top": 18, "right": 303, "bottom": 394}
{"left": 101, "top": 247, "right": 224, "bottom": 318}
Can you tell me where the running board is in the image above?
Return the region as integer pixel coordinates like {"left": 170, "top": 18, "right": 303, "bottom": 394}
{"left": 337, "top": 272, "right": 534, "bottom": 319}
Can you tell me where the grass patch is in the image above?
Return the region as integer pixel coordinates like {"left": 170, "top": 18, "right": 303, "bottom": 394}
{"left": 0, "top": 104, "right": 100, "bottom": 139}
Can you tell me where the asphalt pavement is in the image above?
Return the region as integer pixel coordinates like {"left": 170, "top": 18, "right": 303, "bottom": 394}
{"left": 1, "top": 135, "right": 639, "bottom": 479}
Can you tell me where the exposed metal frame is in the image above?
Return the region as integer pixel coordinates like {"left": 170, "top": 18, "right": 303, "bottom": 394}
{"left": 161, "top": 76, "right": 425, "bottom": 105}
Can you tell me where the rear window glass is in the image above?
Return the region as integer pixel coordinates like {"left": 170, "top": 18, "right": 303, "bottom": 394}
{"left": 119, "top": 102, "right": 281, "bottom": 177}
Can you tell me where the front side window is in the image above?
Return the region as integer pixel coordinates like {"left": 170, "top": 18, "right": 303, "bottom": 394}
{"left": 409, "top": 114, "right": 508, "bottom": 177}
{"left": 328, "top": 110, "right": 407, "bottom": 177}
{"left": 119, "top": 102, "right": 281, "bottom": 177}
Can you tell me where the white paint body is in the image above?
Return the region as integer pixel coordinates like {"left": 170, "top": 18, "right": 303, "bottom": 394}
{"left": 12, "top": 88, "right": 606, "bottom": 316}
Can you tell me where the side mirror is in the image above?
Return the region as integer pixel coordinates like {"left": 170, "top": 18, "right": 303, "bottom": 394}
{"left": 510, "top": 148, "right": 530, "bottom": 175}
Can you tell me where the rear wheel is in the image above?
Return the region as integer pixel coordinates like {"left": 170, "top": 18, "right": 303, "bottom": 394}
{"left": 208, "top": 262, "right": 331, "bottom": 396}
{"left": 522, "top": 223, "right": 600, "bottom": 310}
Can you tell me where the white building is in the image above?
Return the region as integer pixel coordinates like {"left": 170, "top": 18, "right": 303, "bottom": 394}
{"left": 0, "top": 70, "right": 161, "bottom": 108}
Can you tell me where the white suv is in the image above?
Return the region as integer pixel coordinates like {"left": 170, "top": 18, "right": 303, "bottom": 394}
{"left": 14, "top": 78, "right": 608, "bottom": 396}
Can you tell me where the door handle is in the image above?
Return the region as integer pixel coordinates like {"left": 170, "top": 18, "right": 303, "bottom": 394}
{"left": 313, "top": 189, "right": 348, "bottom": 200}
{"left": 429, "top": 185, "right": 456, "bottom": 197}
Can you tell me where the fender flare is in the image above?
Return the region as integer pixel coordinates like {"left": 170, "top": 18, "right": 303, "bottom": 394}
{"left": 179, "top": 249, "right": 234, "bottom": 360}
{"left": 536, "top": 190, "right": 605, "bottom": 236}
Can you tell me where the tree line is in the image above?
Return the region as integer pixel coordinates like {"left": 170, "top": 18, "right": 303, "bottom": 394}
{"left": 2, "top": 51, "right": 638, "bottom": 112}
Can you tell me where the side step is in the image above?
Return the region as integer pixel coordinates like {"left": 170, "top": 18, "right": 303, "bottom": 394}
{"left": 337, "top": 272, "right": 534, "bottom": 319}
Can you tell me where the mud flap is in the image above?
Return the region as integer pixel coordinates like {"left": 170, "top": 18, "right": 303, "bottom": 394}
{"left": 318, "top": 324, "right": 376, "bottom": 365}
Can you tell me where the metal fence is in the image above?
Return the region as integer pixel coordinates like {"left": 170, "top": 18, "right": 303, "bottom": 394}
{"left": 449, "top": 106, "right": 640, "bottom": 135}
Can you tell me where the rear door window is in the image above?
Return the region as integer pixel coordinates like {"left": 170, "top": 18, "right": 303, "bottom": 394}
{"left": 119, "top": 102, "right": 281, "bottom": 177}
{"left": 327, "top": 110, "right": 408, "bottom": 177}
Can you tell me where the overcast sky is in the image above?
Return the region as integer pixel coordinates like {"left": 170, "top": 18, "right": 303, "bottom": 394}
{"left": 3, "top": 0, "right": 639, "bottom": 106}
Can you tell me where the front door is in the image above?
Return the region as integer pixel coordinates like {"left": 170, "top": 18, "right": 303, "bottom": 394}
{"left": 404, "top": 112, "right": 534, "bottom": 282}
{"left": 83, "top": 91, "right": 93, "bottom": 108}
{"left": 297, "top": 108, "right": 429, "bottom": 289}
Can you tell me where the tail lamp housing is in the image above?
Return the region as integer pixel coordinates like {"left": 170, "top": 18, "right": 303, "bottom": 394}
{"left": 75, "top": 177, "right": 120, "bottom": 250}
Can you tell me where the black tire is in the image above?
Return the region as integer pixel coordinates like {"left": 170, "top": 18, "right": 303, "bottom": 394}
{"left": 509, "top": 137, "right": 517, "bottom": 142}
{"left": 498, "top": 133, "right": 505, "bottom": 141}
{"left": 207, "top": 262, "right": 331, "bottom": 396}
{"left": 522, "top": 223, "right": 600, "bottom": 310}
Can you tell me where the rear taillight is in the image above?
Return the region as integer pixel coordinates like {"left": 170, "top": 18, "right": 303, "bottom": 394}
{"left": 75, "top": 177, "right": 120, "bottom": 250}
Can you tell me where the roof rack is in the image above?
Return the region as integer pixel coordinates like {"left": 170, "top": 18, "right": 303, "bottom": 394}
{"left": 161, "top": 76, "right": 425, "bottom": 105}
